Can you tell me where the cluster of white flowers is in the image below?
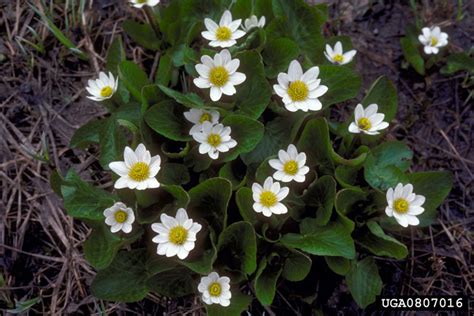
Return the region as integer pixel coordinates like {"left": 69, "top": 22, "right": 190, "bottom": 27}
{"left": 82, "top": 7, "right": 436, "bottom": 309}
{"left": 184, "top": 108, "right": 237, "bottom": 160}
{"left": 251, "top": 144, "right": 309, "bottom": 217}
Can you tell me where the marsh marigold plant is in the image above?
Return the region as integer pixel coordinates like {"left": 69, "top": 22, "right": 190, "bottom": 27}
{"left": 56, "top": 0, "right": 452, "bottom": 313}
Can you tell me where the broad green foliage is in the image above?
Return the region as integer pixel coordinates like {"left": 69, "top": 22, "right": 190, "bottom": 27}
{"left": 63, "top": 0, "right": 453, "bottom": 312}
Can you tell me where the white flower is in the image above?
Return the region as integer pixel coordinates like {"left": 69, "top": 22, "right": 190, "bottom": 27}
{"left": 252, "top": 177, "right": 289, "bottom": 217}
{"left": 191, "top": 121, "right": 237, "bottom": 160}
{"left": 151, "top": 208, "right": 202, "bottom": 259}
{"left": 129, "top": 0, "right": 160, "bottom": 8}
{"left": 273, "top": 60, "right": 328, "bottom": 112}
{"left": 242, "top": 15, "right": 266, "bottom": 32}
{"left": 269, "top": 144, "right": 310, "bottom": 183}
{"left": 202, "top": 10, "right": 246, "bottom": 48}
{"left": 348, "top": 103, "right": 389, "bottom": 135}
{"left": 198, "top": 272, "right": 232, "bottom": 306}
{"left": 108, "top": 143, "right": 161, "bottom": 190}
{"left": 183, "top": 109, "right": 220, "bottom": 135}
{"left": 385, "top": 183, "right": 426, "bottom": 227}
{"left": 103, "top": 202, "right": 135, "bottom": 233}
{"left": 193, "top": 49, "right": 246, "bottom": 102}
{"left": 86, "top": 72, "right": 118, "bottom": 102}
{"left": 418, "top": 26, "right": 448, "bottom": 55}
{"left": 324, "top": 41, "right": 357, "bottom": 65}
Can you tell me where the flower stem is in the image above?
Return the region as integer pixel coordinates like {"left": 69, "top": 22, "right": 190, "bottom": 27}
{"left": 144, "top": 7, "right": 161, "bottom": 41}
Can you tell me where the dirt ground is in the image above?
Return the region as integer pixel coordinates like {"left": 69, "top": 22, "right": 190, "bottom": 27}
{"left": 1, "top": 0, "right": 472, "bottom": 314}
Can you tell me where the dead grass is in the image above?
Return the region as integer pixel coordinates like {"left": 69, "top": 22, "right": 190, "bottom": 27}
{"left": 0, "top": 0, "right": 472, "bottom": 314}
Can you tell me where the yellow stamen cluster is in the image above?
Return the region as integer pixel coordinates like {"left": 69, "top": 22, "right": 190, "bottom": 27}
{"left": 100, "top": 86, "right": 113, "bottom": 98}
{"left": 208, "top": 282, "right": 222, "bottom": 297}
{"left": 393, "top": 198, "right": 409, "bottom": 214}
{"left": 287, "top": 80, "right": 309, "bottom": 102}
{"left": 333, "top": 54, "right": 344, "bottom": 63}
{"left": 169, "top": 226, "right": 188, "bottom": 245}
{"left": 128, "top": 162, "right": 150, "bottom": 182}
{"left": 430, "top": 37, "right": 438, "bottom": 46}
{"left": 209, "top": 66, "right": 229, "bottom": 87}
{"left": 207, "top": 134, "right": 221, "bottom": 147}
{"left": 357, "top": 117, "right": 372, "bottom": 130}
{"left": 114, "top": 210, "right": 128, "bottom": 223}
{"left": 215, "top": 26, "right": 232, "bottom": 41}
{"left": 199, "top": 113, "right": 211, "bottom": 123}
{"left": 260, "top": 191, "right": 277, "bottom": 207}
{"left": 283, "top": 160, "right": 298, "bottom": 175}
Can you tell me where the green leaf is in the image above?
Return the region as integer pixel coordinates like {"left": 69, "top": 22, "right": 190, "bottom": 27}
{"left": 235, "top": 187, "right": 258, "bottom": 226}
{"left": 136, "top": 185, "right": 190, "bottom": 224}
{"left": 281, "top": 249, "right": 312, "bottom": 282}
{"left": 346, "top": 257, "right": 382, "bottom": 308}
{"left": 157, "top": 84, "right": 205, "bottom": 108}
{"left": 157, "top": 163, "right": 190, "bottom": 185}
{"left": 301, "top": 175, "right": 336, "bottom": 225}
{"left": 217, "top": 222, "right": 257, "bottom": 275}
{"left": 335, "top": 165, "right": 361, "bottom": 190}
{"left": 61, "top": 170, "right": 116, "bottom": 220}
{"left": 241, "top": 113, "right": 305, "bottom": 166}
{"left": 123, "top": 20, "right": 161, "bottom": 51}
{"left": 99, "top": 115, "right": 127, "bottom": 169}
{"left": 91, "top": 249, "right": 149, "bottom": 302}
{"left": 155, "top": 52, "right": 173, "bottom": 85}
{"left": 147, "top": 268, "right": 194, "bottom": 298}
{"left": 270, "top": 0, "right": 325, "bottom": 63}
{"left": 207, "top": 290, "right": 252, "bottom": 316}
{"left": 297, "top": 117, "right": 334, "bottom": 172}
{"left": 219, "top": 160, "right": 247, "bottom": 190}
{"left": 335, "top": 188, "right": 367, "bottom": 215}
{"left": 69, "top": 118, "right": 101, "bottom": 149}
{"left": 408, "top": 171, "right": 452, "bottom": 226}
{"left": 319, "top": 65, "right": 361, "bottom": 108}
{"left": 400, "top": 36, "right": 425, "bottom": 75}
{"left": 119, "top": 61, "right": 151, "bottom": 102}
{"left": 361, "top": 76, "right": 398, "bottom": 122}
{"left": 144, "top": 100, "right": 192, "bottom": 141}
{"left": 84, "top": 222, "right": 143, "bottom": 270}
{"left": 188, "top": 177, "right": 232, "bottom": 234}
{"left": 178, "top": 230, "right": 217, "bottom": 274}
{"left": 220, "top": 115, "right": 264, "bottom": 162}
{"left": 441, "top": 52, "right": 474, "bottom": 74}
{"left": 364, "top": 141, "right": 413, "bottom": 191}
{"left": 233, "top": 50, "right": 272, "bottom": 118}
{"left": 281, "top": 220, "right": 355, "bottom": 259}
{"left": 262, "top": 38, "right": 300, "bottom": 78}
{"left": 325, "top": 256, "right": 350, "bottom": 276}
{"left": 359, "top": 221, "right": 408, "bottom": 259}
{"left": 106, "top": 36, "right": 126, "bottom": 75}
{"left": 254, "top": 257, "right": 283, "bottom": 306}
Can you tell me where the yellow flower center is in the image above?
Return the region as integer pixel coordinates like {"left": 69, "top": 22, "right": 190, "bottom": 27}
{"left": 393, "top": 198, "right": 409, "bottom": 214}
{"left": 287, "top": 80, "right": 309, "bottom": 102}
{"left": 260, "top": 191, "right": 277, "bottom": 207}
{"left": 208, "top": 282, "right": 222, "bottom": 297}
{"left": 128, "top": 162, "right": 150, "bottom": 182}
{"left": 100, "top": 86, "right": 113, "bottom": 98}
{"left": 333, "top": 54, "right": 344, "bottom": 63}
{"left": 357, "top": 117, "right": 372, "bottom": 130}
{"left": 207, "top": 133, "right": 221, "bottom": 147}
{"left": 199, "top": 113, "right": 211, "bottom": 123}
{"left": 114, "top": 210, "right": 128, "bottom": 223}
{"left": 215, "top": 26, "right": 232, "bottom": 41}
{"left": 209, "top": 66, "right": 229, "bottom": 87}
{"left": 168, "top": 226, "right": 188, "bottom": 245}
{"left": 430, "top": 37, "right": 438, "bottom": 46}
{"left": 136, "top": 0, "right": 147, "bottom": 3}
{"left": 283, "top": 160, "right": 298, "bottom": 175}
